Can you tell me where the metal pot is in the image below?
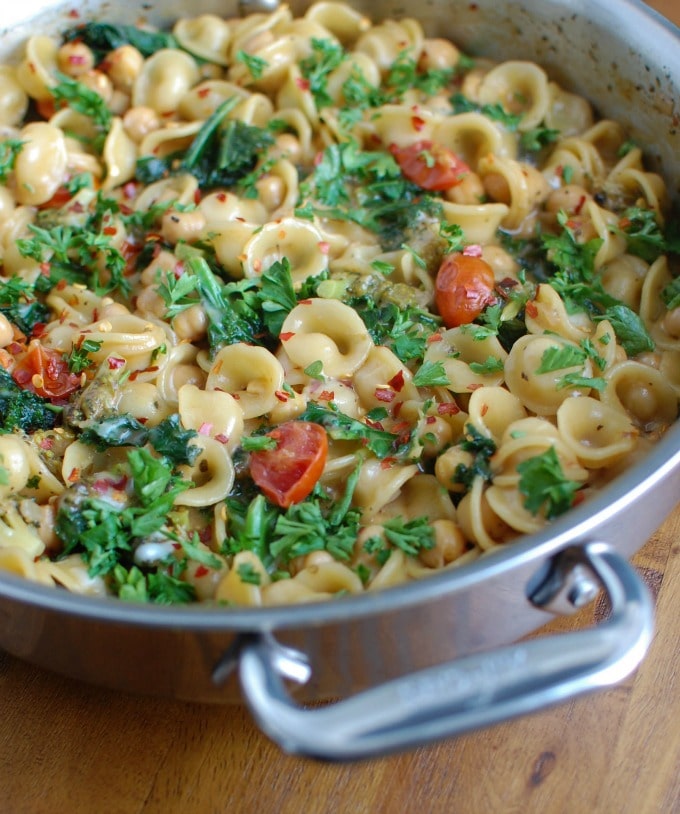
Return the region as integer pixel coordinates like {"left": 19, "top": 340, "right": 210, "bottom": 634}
{"left": 1, "top": 0, "right": 679, "bottom": 761}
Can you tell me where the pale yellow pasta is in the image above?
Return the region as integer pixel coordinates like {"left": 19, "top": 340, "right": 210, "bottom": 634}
{"left": 602, "top": 361, "right": 678, "bottom": 432}
{"left": 423, "top": 327, "right": 507, "bottom": 393}
{"left": 467, "top": 386, "right": 527, "bottom": 444}
{"left": 556, "top": 396, "right": 638, "bottom": 468}
{"left": 15, "top": 36, "right": 58, "bottom": 101}
{"left": 280, "top": 298, "right": 373, "bottom": 378}
{"left": 353, "top": 457, "right": 419, "bottom": 518}
{"left": 433, "top": 112, "right": 518, "bottom": 167}
{"left": 132, "top": 49, "right": 200, "bottom": 115}
{"left": 544, "top": 82, "right": 594, "bottom": 136}
{"left": 102, "top": 116, "right": 137, "bottom": 190}
{"left": 242, "top": 217, "right": 329, "bottom": 283}
{"left": 456, "top": 476, "right": 512, "bottom": 550}
{"left": 352, "top": 346, "right": 419, "bottom": 410}
{"left": 354, "top": 18, "right": 424, "bottom": 73}
{"left": 116, "top": 381, "right": 169, "bottom": 427}
{"left": 478, "top": 154, "right": 550, "bottom": 232}
{"left": 304, "top": 2, "right": 371, "bottom": 44}
{"left": 477, "top": 61, "right": 550, "bottom": 131}
{"left": 206, "top": 343, "right": 285, "bottom": 419}
{"left": 485, "top": 484, "right": 546, "bottom": 534}
{"left": 12, "top": 122, "right": 68, "bottom": 206}
{"left": 504, "top": 334, "right": 594, "bottom": 415}
{"left": 440, "top": 201, "right": 510, "bottom": 244}
{"left": 377, "top": 473, "right": 457, "bottom": 523}
{"left": 157, "top": 343, "right": 207, "bottom": 405}
{"left": 0, "top": 67, "right": 29, "bottom": 127}
{"left": 639, "top": 256, "right": 680, "bottom": 350}
{"left": 525, "top": 284, "right": 592, "bottom": 342}
{"left": 133, "top": 173, "right": 199, "bottom": 211}
{"left": 215, "top": 551, "right": 270, "bottom": 607}
{"left": 178, "top": 383, "right": 245, "bottom": 451}
{"left": 173, "top": 15, "right": 232, "bottom": 66}
{"left": 175, "top": 436, "right": 235, "bottom": 507}
{"left": 599, "top": 253, "right": 649, "bottom": 310}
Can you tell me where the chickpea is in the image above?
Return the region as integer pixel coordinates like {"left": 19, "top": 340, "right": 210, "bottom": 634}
{"left": 482, "top": 172, "right": 511, "bottom": 204}
{"left": 161, "top": 208, "right": 207, "bottom": 245}
{"left": 545, "top": 184, "right": 591, "bottom": 215}
{"left": 109, "top": 89, "right": 131, "bottom": 116}
{"left": 444, "top": 171, "right": 485, "bottom": 205}
{"left": 270, "top": 133, "right": 302, "bottom": 164}
{"left": 135, "top": 285, "right": 167, "bottom": 318}
{"left": 419, "top": 519, "right": 466, "bottom": 569}
{"left": 0, "top": 313, "right": 14, "bottom": 347}
{"left": 663, "top": 306, "right": 680, "bottom": 338}
{"left": 140, "top": 249, "right": 180, "bottom": 286}
{"left": 78, "top": 70, "right": 114, "bottom": 105}
{"left": 435, "top": 446, "right": 474, "bottom": 493}
{"left": 255, "top": 174, "right": 285, "bottom": 211}
{"left": 103, "top": 45, "right": 144, "bottom": 92}
{"left": 56, "top": 41, "right": 95, "bottom": 77}
{"left": 173, "top": 304, "right": 208, "bottom": 343}
{"left": 123, "top": 105, "right": 161, "bottom": 143}
{"left": 418, "top": 38, "right": 461, "bottom": 72}
{"left": 419, "top": 416, "right": 453, "bottom": 457}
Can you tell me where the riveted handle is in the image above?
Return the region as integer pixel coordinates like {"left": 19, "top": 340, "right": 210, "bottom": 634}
{"left": 237, "top": 543, "right": 653, "bottom": 760}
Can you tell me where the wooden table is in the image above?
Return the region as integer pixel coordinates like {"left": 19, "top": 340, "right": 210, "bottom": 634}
{"left": 2, "top": 2, "right": 680, "bottom": 812}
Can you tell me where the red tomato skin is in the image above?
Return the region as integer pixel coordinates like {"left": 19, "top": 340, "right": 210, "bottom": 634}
{"left": 389, "top": 140, "right": 470, "bottom": 191}
{"left": 435, "top": 253, "right": 497, "bottom": 327}
{"left": 250, "top": 421, "right": 328, "bottom": 509}
{"left": 11, "top": 340, "right": 82, "bottom": 401}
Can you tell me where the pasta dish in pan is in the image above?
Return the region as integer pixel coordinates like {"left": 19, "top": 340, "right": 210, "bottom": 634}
{"left": 0, "top": 2, "right": 677, "bottom": 605}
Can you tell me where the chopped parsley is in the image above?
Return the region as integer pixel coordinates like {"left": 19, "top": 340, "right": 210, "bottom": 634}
{"left": 0, "top": 139, "right": 24, "bottom": 183}
{"left": 517, "top": 446, "right": 581, "bottom": 519}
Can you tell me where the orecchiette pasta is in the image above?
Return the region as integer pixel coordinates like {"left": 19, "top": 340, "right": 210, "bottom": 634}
{"left": 0, "top": 3, "right": 675, "bottom": 607}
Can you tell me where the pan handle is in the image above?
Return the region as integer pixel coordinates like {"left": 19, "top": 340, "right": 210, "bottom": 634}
{"left": 237, "top": 542, "right": 653, "bottom": 760}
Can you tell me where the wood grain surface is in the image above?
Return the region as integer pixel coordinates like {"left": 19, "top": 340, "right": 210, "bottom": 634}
{"left": 1, "top": 2, "right": 679, "bottom": 812}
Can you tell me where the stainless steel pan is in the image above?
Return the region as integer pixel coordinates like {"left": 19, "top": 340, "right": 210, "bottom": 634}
{"left": 1, "top": 0, "right": 679, "bottom": 761}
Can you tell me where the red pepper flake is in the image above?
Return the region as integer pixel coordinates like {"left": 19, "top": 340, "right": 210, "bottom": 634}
{"left": 411, "top": 115, "right": 426, "bottom": 132}
{"left": 6, "top": 342, "right": 24, "bottom": 356}
{"left": 364, "top": 418, "right": 385, "bottom": 430}
{"left": 216, "top": 192, "right": 227, "bottom": 202}
{"left": 391, "top": 420, "right": 411, "bottom": 435}
{"left": 318, "top": 389, "right": 335, "bottom": 401}
{"left": 68, "top": 8, "right": 79, "bottom": 17}
{"left": 108, "top": 357, "right": 125, "bottom": 370}
{"left": 572, "top": 490, "right": 586, "bottom": 507}
{"left": 215, "top": 433, "right": 229, "bottom": 444}
{"left": 387, "top": 370, "right": 405, "bottom": 392}
{"left": 274, "top": 390, "right": 289, "bottom": 402}
{"left": 69, "top": 54, "right": 87, "bottom": 65}
{"left": 197, "top": 87, "right": 211, "bottom": 98}
{"left": 296, "top": 77, "right": 311, "bottom": 91}
{"left": 618, "top": 216, "right": 632, "bottom": 229}
{"left": 102, "top": 225, "right": 117, "bottom": 236}
{"left": 427, "top": 332, "right": 442, "bottom": 344}
{"left": 122, "top": 181, "right": 137, "bottom": 199}
{"left": 426, "top": 415, "right": 436, "bottom": 424}
{"left": 318, "top": 241, "right": 330, "bottom": 255}
{"left": 67, "top": 467, "right": 80, "bottom": 483}
{"left": 194, "top": 564, "right": 210, "bottom": 578}
{"left": 298, "top": 299, "right": 312, "bottom": 305}
{"left": 467, "top": 383, "right": 483, "bottom": 391}
{"left": 380, "top": 457, "right": 396, "bottom": 469}
{"left": 313, "top": 151, "right": 324, "bottom": 166}
{"left": 525, "top": 300, "right": 539, "bottom": 319}
{"left": 39, "top": 437, "right": 54, "bottom": 451}
{"left": 574, "top": 195, "right": 586, "bottom": 215}
{"left": 480, "top": 403, "right": 489, "bottom": 417}
{"left": 391, "top": 400, "right": 403, "bottom": 418}
{"left": 463, "top": 244, "right": 483, "bottom": 257}
{"left": 279, "top": 331, "right": 295, "bottom": 341}
{"left": 198, "top": 421, "right": 213, "bottom": 435}
{"left": 193, "top": 188, "right": 202, "bottom": 205}
{"left": 31, "top": 323, "right": 47, "bottom": 338}
{"left": 437, "top": 402, "right": 460, "bottom": 415}
{"left": 375, "top": 387, "right": 395, "bottom": 403}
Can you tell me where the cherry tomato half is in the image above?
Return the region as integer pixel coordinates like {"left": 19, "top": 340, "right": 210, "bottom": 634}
{"left": 249, "top": 420, "right": 328, "bottom": 509}
{"left": 435, "top": 253, "right": 497, "bottom": 327}
{"left": 389, "top": 140, "right": 471, "bottom": 191}
{"left": 12, "top": 340, "right": 82, "bottom": 401}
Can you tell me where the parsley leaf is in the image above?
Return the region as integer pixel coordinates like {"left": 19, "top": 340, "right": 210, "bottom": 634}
{"left": 0, "top": 139, "right": 24, "bottom": 183}
{"left": 517, "top": 446, "right": 581, "bottom": 519}
{"left": 300, "top": 38, "right": 346, "bottom": 109}
{"left": 413, "top": 360, "right": 450, "bottom": 387}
